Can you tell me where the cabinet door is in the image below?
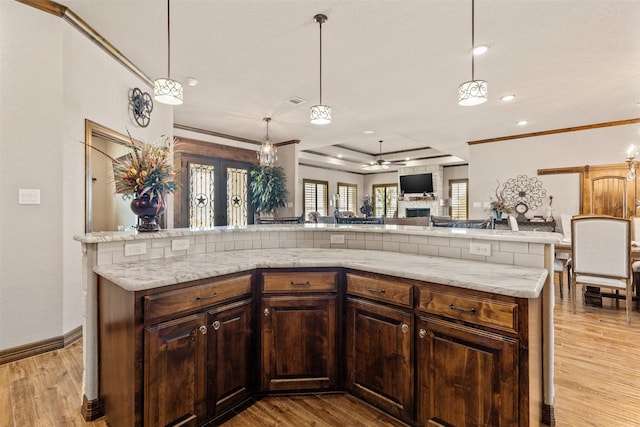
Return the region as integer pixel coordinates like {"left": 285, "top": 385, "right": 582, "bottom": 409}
{"left": 207, "top": 299, "right": 253, "bottom": 417}
{"left": 345, "top": 297, "right": 414, "bottom": 422}
{"left": 144, "top": 313, "right": 207, "bottom": 427}
{"left": 261, "top": 295, "right": 337, "bottom": 392}
{"left": 416, "top": 315, "right": 518, "bottom": 427}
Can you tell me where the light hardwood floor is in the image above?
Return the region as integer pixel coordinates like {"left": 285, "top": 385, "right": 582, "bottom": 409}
{"left": 1, "top": 271, "right": 639, "bottom": 427}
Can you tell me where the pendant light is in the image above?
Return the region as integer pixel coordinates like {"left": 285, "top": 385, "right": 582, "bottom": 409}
{"left": 257, "top": 117, "right": 277, "bottom": 166}
{"left": 154, "top": 0, "right": 183, "bottom": 105}
{"left": 310, "top": 14, "right": 331, "bottom": 125}
{"left": 458, "top": 0, "right": 487, "bottom": 106}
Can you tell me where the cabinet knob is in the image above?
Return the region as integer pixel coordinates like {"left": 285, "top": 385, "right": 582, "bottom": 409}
{"left": 419, "top": 328, "right": 427, "bottom": 339}
{"left": 401, "top": 323, "right": 409, "bottom": 333}
{"left": 198, "top": 325, "right": 207, "bottom": 335}
{"left": 212, "top": 320, "right": 220, "bottom": 330}
{"left": 264, "top": 308, "right": 270, "bottom": 317}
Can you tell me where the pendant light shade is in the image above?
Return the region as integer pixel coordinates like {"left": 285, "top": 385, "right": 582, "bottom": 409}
{"left": 310, "top": 14, "right": 331, "bottom": 125}
{"left": 458, "top": 79, "right": 488, "bottom": 106}
{"left": 458, "top": 0, "right": 487, "bottom": 106}
{"left": 257, "top": 117, "right": 277, "bottom": 166}
{"left": 154, "top": 0, "right": 183, "bottom": 106}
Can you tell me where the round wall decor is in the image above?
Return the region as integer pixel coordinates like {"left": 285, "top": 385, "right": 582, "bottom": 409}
{"left": 129, "top": 87, "right": 153, "bottom": 127}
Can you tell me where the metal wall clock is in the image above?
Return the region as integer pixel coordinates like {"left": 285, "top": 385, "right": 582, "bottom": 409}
{"left": 129, "top": 87, "right": 153, "bottom": 127}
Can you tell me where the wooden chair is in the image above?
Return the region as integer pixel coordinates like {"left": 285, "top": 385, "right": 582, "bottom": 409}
{"left": 571, "top": 215, "right": 632, "bottom": 324}
{"left": 555, "top": 213, "right": 572, "bottom": 299}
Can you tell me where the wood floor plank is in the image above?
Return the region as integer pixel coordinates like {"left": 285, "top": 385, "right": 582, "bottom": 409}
{"left": 0, "top": 365, "right": 14, "bottom": 427}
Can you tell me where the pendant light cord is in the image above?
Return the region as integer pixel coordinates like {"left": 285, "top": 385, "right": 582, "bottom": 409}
{"left": 471, "top": 0, "right": 475, "bottom": 80}
{"left": 167, "top": 0, "right": 171, "bottom": 78}
{"left": 319, "top": 18, "right": 323, "bottom": 104}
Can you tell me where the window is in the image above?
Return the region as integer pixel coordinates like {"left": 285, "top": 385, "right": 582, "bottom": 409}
{"left": 303, "top": 179, "right": 329, "bottom": 216}
{"left": 372, "top": 184, "right": 398, "bottom": 218}
{"left": 337, "top": 182, "right": 357, "bottom": 213}
{"left": 449, "top": 179, "right": 468, "bottom": 219}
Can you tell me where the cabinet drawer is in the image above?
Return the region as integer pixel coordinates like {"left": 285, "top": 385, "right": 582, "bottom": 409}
{"left": 144, "top": 275, "right": 252, "bottom": 323}
{"left": 262, "top": 271, "right": 337, "bottom": 293}
{"left": 346, "top": 273, "right": 413, "bottom": 307}
{"left": 418, "top": 288, "right": 518, "bottom": 334}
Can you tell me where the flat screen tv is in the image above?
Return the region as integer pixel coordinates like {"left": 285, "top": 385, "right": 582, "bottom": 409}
{"left": 400, "top": 173, "right": 433, "bottom": 194}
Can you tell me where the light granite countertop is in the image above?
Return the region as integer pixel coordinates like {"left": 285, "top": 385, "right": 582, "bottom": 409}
{"left": 94, "top": 248, "right": 548, "bottom": 299}
{"left": 75, "top": 223, "right": 562, "bottom": 245}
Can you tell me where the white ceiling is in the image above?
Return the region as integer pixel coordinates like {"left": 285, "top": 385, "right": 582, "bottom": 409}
{"left": 58, "top": 0, "right": 640, "bottom": 173}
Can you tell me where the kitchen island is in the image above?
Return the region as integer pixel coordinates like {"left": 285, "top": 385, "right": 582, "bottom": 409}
{"left": 75, "top": 224, "right": 561, "bottom": 426}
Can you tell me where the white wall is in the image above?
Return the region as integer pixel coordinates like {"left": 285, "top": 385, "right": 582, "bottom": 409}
{"left": 0, "top": 2, "right": 172, "bottom": 350}
{"left": 468, "top": 124, "right": 638, "bottom": 223}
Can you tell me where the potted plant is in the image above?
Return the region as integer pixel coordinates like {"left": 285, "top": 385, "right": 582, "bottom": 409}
{"left": 86, "top": 131, "right": 178, "bottom": 231}
{"left": 487, "top": 181, "right": 512, "bottom": 220}
{"left": 249, "top": 165, "right": 288, "bottom": 219}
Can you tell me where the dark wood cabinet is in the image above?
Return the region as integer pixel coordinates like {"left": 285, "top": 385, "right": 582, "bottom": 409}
{"left": 345, "top": 273, "right": 414, "bottom": 423}
{"left": 260, "top": 270, "right": 339, "bottom": 392}
{"left": 99, "top": 267, "right": 537, "bottom": 427}
{"left": 144, "top": 313, "right": 207, "bottom": 427}
{"left": 207, "top": 299, "right": 254, "bottom": 417}
{"left": 416, "top": 315, "right": 518, "bottom": 427}
{"left": 99, "top": 273, "right": 253, "bottom": 427}
{"left": 416, "top": 283, "right": 522, "bottom": 427}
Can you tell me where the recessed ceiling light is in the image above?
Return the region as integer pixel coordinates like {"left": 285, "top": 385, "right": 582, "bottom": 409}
{"left": 186, "top": 77, "right": 198, "bottom": 87}
{"left": 405, "top": 157, "right": 411, "bottom": 161}
{"left": 472, "top": 45, "right": 489, "bottom": 55}
{"left": 517, "top": 120, "right": 528, "bottom": 126}
{"left": 363, "top": 130, "right": 375, "bottom": 134}
{"left": 369, "top": 161, "right": 376, "bottom": 165}
{"left": 501, "top": 94, "right": 515, "bottom": 102}
{"left": 337, "top": 154, "right": 343, "bottom": 158}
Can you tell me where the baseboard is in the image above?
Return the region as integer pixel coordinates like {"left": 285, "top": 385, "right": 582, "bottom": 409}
{"left": 81, "top": 394, "right": 104, "bottom": 421}
{"left": 542, "top": 403, "right": 556, "bottom": 426}
{"left": 0, "top": 325, "right": 82, "bottom": 365}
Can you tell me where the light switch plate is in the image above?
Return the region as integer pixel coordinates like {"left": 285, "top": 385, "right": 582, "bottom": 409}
{"left": 172, "top": 239, "right": 190, "bottom": 251}
{"left": 330, "top": 234, "right": 345, "bottom": 244}
{"left": 18, "top": 189, "right": 40, "bottom": 205}
{"left": 124, "top": 242, "right": 147, "bottom": 256}
{"left": 470, "top": 242, "right": 491, "bottom": 256}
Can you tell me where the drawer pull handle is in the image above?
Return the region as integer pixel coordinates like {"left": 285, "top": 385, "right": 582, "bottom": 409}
{"left": 419, "top": 328, "right": 427, "bottom": 339}
{"left": 196, "top": 292, "right": 219, "bottom": 301}
{"left": 448, "top": 303, "right": 476, "bottom": 313}
{"left": 290, "top": 281, "right": 310, "bottom": 286}
{"left": 366, "top": 287, "right": 386, "bottom": 294}
{"left": 401, "top": 323, "right": 409, "bottom": 333}
{"left": 212, "top": 320, "right": 220, "bottom": 330}
{"left": 264, "top": 308, "right": 270, "bottom": 317}
{"left": 198, "top": 325, "right": 207, "bottom": 335}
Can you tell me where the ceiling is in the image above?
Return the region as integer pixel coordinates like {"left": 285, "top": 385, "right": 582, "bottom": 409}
{"left": 57, "top": 0, "right": 640, "bottom": 173}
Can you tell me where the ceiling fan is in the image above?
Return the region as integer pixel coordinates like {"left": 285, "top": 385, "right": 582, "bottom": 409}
{"left": 369, "top": 140, "right": 406, "bottom": 170}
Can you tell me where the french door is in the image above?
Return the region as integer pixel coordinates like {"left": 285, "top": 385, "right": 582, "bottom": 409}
{"left": 181, "top": 155, "right": 254, "bottom": 227}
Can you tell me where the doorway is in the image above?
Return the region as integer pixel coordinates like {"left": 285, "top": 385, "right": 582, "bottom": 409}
{"left": 180, "top": 154, "right": 254, "bottom": 227}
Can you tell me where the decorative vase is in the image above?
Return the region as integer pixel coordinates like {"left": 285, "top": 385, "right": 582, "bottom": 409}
{"left": 493, "top": 210, "right": 503, "bottom": 221}
{"left": 130, "top": 193, "right": 165, "bottom": 232}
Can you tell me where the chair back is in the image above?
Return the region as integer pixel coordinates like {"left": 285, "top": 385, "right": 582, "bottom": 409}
{"left": 507, "top": 215, "right": 519, "bottom": 231}
{"left": 571, "top": 215, "right": 630, "bottom": 279}
{"left": 335, "top": 216, "right": 384, "bottom": 224}
{"left": 560, "top": 213, "right": 572, "bottom": 243}
{"left": 631, "top": 216, "right": 640, "bottom": 244}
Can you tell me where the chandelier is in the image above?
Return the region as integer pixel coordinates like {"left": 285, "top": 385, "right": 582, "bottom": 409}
{"left": 458, "top": 0, "right": 487, "bottom": 106}
{"left": 257, "top": 117, "right": 277, "bottom": 166}
{"left": 154, "top": 0, "right": 183, "bottom": 105}
{"left": 310, "top": 14, "right": 331, "bottom": 125}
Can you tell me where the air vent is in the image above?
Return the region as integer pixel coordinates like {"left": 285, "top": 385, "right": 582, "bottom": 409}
{"left": 287, "top": 97, "right": 307, "bottom": 105}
